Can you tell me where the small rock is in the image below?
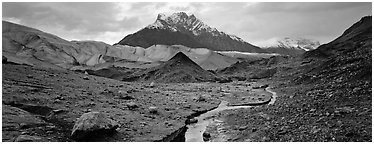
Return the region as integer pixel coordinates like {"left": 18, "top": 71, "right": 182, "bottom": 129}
{"left": 127, "top": 89, "right": 138, "bottom": 93}
{"left": 353, "top": 87, "right": 361, "bottom": 93}
{"left": 311, "top": 126, "right": 321, "bottom": 134}
{"left": 53, "top": 99, "right": 61, "bottom": 103}
{"left": 55, "top": 95, "right": 65, "bottom": 100}
{"left": 46, "top": 125, "right": 56, "bottom": 130}
{"left": 126, "top": 102, "right": 138, "bottom": 110}
{"left": 84, "top": 109, "right": 92, "bottom": 113}
{"left": 195, "top": 95, "right": 209, "bottom": 102}
{"left": 184, "top": 104, "right": 191, "bottom": 109}
{"left": 203, "top": 132, "right": 211, "bottom": 141}
{"left": 118, "top": 91, "right": 135, "bottom": 100}
{"left": 252, "top": 128, "right": 258, "bottom": 132}
{"left": 238, "top": 126, "right": 248, "bottom": 131}
{"left": 186, "top": 118, "right": 198, "bottom": 124}
{"left": 71, "top": 111, "right": 119, "bottom": 141}
{"left": 118, "top": 90, "right": 127, "bottom": 95}
{"left": 278, "top": 130, "right": 287, "bottom": 135}
{"left": 148, "top": 82, "right": 155, "bottom": 88}
{"left": 252, "top": 86, "right": 260, "bottom": 89}
{"left": 19, "top": 123, "right": 30, "bottom": 129}
{"left": 149, "top": 107, "right": 158, "bottom": 114}
{"left": 119, "top": 95, "right": 135, "bottom": 100}
{"left": 26, "top": 75, "right": 33, "bottom": 78}
{"left": 83, "top": 76, "right": 89, "bottom": 80}
{"left": 278, "top": 126, "right": 289, "bottom": 135}
{"left": 2, "top": 56, "right": 8, "bottom": 63}
{"left": 15, "top": 135, "right": 42, "bottom": 142}
{"left": 165, "top": 107, "right": 174, "bottom": 111}
{"left": 335, "top": 106, "right": 354, "bottom": 114}
{"left": 260, "top": 84, "right": 269, "bottom": 89}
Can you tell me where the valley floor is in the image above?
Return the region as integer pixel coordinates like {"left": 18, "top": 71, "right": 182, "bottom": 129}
{"left": 204, "top": 77, "right": 371, "bottom": 142}
{"left": 2, "top": 63, "right": 272, "bottom": 142}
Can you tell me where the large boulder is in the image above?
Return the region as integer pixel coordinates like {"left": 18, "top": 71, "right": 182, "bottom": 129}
{"left": 71, "top": 111, "right": 119, "bottom": 141}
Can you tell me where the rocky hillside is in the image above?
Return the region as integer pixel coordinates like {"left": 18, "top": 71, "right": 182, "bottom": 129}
{"left": 3, "top": 21, "right": 239, "bottom": 71}
{"left": 304, "top": 16, "right": 371, "bottom": 58}
{"left": 2, "top": 21, "right": 144, "bottom": 68}
{"left": 211, "top": 16, "right": 372, "bottom": 142}
{"left": 116, "top": 12, "right": 265, "bottom": 53}
{"left": 2, "top": 21, "right": 80, "bottom": 68}
{"left": 299, "top": 16, "right": 371, "bottom": 84}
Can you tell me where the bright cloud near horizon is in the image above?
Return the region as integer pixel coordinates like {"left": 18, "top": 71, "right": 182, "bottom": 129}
{"left": 2, "top": 2, "right": 372, "bottom": 47}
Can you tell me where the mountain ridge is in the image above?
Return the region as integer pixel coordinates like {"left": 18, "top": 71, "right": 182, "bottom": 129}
{"left": 116, "top": 12, "right": 265, "bottom": 53}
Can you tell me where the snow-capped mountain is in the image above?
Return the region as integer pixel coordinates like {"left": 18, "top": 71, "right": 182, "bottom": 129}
{"left": 264, "top": 37, "right": 320, "bottom": 51}
{"left": 116, "top": 12, "right": 265, "bottom": 53}
{"left": 260, "top": 37, "right": 321, "bottom": 56}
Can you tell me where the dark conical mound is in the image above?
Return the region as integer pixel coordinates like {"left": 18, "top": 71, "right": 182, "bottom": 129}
{"left": 168, "top": 51, "right": 200, "bottom": 65}
{"left": 142, "top": 52, "right": 217, "bottom": 83}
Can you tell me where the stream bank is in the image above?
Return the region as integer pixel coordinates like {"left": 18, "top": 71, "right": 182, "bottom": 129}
{"left": 182, "top": 85, "right": 277, "bottom": 142}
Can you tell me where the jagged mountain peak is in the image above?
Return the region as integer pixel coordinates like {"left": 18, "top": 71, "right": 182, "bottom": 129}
{"left": 147, "top": 12, "right": 218, "bottom": 35}
{"left": 156, "top": 12, "right": 195, "bottom": 23}
{"left": 118, "top": 12, "right": 265, "bottom": 53}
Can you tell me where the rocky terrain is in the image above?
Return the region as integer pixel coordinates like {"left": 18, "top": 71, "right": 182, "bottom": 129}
{"left": 2, "top": 12, "right": 371, "bottom": 142}
{"left": 2, "top": 62, "right": 222, "bottom": 141}
{"left": 2, "top": 61, "right": 275, "bottom": 142}
{"left": 117, "top": 12, "right": 265, "bottom": 53}
{"left": 202, "top": 16, "right": 372, "bottom": 142}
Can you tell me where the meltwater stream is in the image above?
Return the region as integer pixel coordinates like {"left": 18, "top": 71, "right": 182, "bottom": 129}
{"left": 184, "top": 87, "right": 278, "bottom": 142}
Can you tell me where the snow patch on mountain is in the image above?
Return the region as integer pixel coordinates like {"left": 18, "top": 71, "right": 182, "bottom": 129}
{"left": 216, "top": 51, "right": 280, "bottom": 56}
{"left": 260, "top": 37, "right": 321, "bottom": 51}
{"left": 229, "top": 35, "right": 245, "bottom": 43}
{"left": 146, "top": 12, "right": 245, "bottom": 43}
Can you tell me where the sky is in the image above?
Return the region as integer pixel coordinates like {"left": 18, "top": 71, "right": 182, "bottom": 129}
{"left": 2, "top": 2, "right": 372, "bottom": 47}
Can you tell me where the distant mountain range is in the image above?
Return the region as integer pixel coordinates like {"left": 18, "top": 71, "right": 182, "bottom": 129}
{"left": 7, "top": 12, "right": 366, "bottom": 74}
{"left": 263, "top": 37, "right": 320, "bottom": 51}
{"left": 2, "top": 21, "right": 241, "bottom": 70}
{"left": 116, "top": 12, "right": 265, "bottom": 53}
{"left": 261, "top": 37, "right": 320, "bottom": 56}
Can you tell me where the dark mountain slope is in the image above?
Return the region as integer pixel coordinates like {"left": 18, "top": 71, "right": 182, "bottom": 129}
{"left": 211, "top": 16, "right": 372, "bottom": 142}
{"left": 299, "top": 16, "right": 371, "bottom": 83}
{"left": 120, "top": 28, "right": 205, "bottom": 48}
{"left": 304, "top": 16, "right": 371, "bottom": 58}
{"left": 116, "top": 12, "right": 265, "bottom": 53}
{"left": 141, "top": 52, "right": 217, "bottom": 83}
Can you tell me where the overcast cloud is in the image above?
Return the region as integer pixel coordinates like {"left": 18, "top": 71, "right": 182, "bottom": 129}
{"left": 2, "top": 2, "right": 372, "bottom": 46}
